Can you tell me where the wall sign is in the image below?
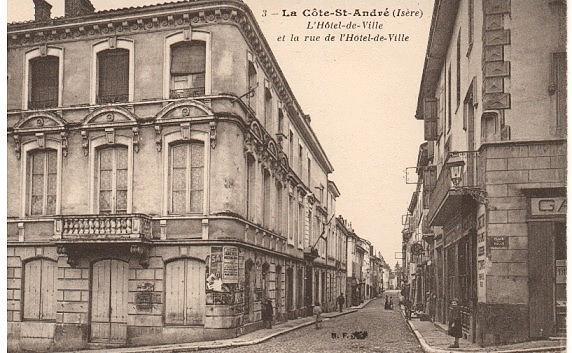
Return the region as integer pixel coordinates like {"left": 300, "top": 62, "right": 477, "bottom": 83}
{"left": 488, "top": 236, "right": 509, "bottom": 249}
{"left": 530, "top": 197, "right": 566, "bottom": 216}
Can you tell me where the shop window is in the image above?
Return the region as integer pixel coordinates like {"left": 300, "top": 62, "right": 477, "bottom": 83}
{"left": 23, "top": 258, "right": 56, "bottom": 321}
{"left": 28, "top": 149, "right": 57, "bottom": 216}
{"left": 169, "top": 142, "right": 205, "bottom": 214}
{"left": 28, "top": 56, "right": 59, "bottom": 109}
{"left": 169, "top": 41, "right": 206, "bottom": 98}
{"left": 97, "top": 146, "right": 128, "bottom": 214}
{"left": 97, "top": 48, "right": 129, "bottom": 104}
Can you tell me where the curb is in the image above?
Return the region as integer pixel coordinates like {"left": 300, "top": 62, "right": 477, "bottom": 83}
{"left": 64, "top": 308, "right": 360, "bottom": 353}
{"left": 402, "top": 310, "right": 566, "bottom": 353}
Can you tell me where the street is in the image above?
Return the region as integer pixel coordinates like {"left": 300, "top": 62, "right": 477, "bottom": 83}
{"left": 203, "top": 291, "right": 422, "bottom": 353}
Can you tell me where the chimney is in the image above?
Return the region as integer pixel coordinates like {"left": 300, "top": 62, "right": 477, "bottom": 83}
{"left": 65, "top": 0, "right": 95, "bottom": 17}
{"left": 33, "top": 0, "right": 52, "bottom": 22}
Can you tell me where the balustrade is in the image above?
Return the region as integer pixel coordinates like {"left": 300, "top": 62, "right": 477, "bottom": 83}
{"left": 56, "top": 214, "right": 152, "bottom": 241}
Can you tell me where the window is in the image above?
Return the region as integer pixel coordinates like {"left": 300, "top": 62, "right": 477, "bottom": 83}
{"left": 447, "top": 65, "right": 452, "bottom": 132}
{"left": 288, "top": 195, "right": 294, "bottom": 243}
{"left": 29, "top": 56, "right": 59, "bottom": 109}
{"left": 169, "top": 41, "right": 206, "bottom": 98}
{"left": 169, "top": 142, "right": 205, "bottom": 214}
{"left": 23, "top": 258, "right": 56, "bottom": 321}
{"left": 248, "top": 61, "right": 258, "bottom": 113}
{"left": 292, "top": 196, "right": 298, "bottom": 245}
{"left": 298, "top": 145, "right": 303, "bottom": 175}
{"left": 289, "top": 131, "right": 294, "bottom": 162}
{"left": 298, "top": 202, "right": 304, "bottom": 248}
{"left": 278, "top": 108, "right": 284, "bottom": 134}
{"left": 246, "top": 154, "right": 256, "bottom": 220}
{"left": 264, "top": 87, "right": 273, "bottom": 131}
{"left": 28, "top": 149, "right": 57, "bottom": 216}
{"left": 97, "top": 146, "right": 128, "bottom": 214}
{"left": 481, "top": 112, "right": 498, "bottom": 142}
{"left": 456, "top": 31, "right": 461, "bottom": 108}
{"left": 551, "top": 52, "right": 567, "bottom": 132}
{"left": 468, "top": 0, "right": 474, "bottom": 49}
{"left": 165, "top": 259, "right": 205, "bottom": 325}
{"left": 262, "top": 169, "right": 271, "bottom": 227}
{"left": 307, "top": 157, "right": 311, "bottom": 186}
{"left": 276, "top": 182, "right": 283, "bottom": 235}
{"left": 97, "top": 49, "right": 129, "bottom": 104}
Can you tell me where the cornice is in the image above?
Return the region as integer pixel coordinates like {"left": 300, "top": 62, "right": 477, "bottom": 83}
{"left": 8, "top": 0, "right": 333, "bottom": 175}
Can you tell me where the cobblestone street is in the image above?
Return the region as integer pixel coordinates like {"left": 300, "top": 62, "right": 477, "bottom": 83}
{"left": 203, "top": 291, "right": 422, "bottom": 353}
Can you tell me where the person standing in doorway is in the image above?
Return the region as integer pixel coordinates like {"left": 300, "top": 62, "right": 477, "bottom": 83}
{"left": 337, "top": 293, "right": 345, "bottom": 312}
{"left": 262, "top": 298, "right": 273, "bottom": 329}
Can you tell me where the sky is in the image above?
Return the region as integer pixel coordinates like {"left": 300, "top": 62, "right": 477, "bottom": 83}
{"left": 8, "top": 0, "right": 434, "bottom": 266}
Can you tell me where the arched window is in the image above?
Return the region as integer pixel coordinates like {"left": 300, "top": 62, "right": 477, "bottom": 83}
{"left": 97, "top": 48, "right": 130, "bottom": 103}
{"left": 169, "top": 141, "right": 205, "bottom": 214}
{"left": 169, "top": 41, "right": 206, "bottom": 98}
{"left": 23, "top": 258, "right": 56, "bottom": 321}
{"left": 29, "top": 56, "right": 59, "bottom": 109}
{"left": 248, "top": 60, "right": 258, "bottom": 112}
{"left": 165, "top": 258, "right": 205, "bottom": 325}
{"left": 27, "top": 149, "right": 57, "bottom": 216}
{"left": 96, "top": 145, "right": 128, "bottom": 214}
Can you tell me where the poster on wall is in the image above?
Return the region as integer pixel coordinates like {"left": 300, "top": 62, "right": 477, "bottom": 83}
{"left": 223, "top": 246, "right": 239, "bottom": 283}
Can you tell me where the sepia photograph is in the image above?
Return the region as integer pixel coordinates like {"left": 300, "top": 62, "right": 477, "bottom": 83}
{"left": 4, "top": 0, "right": 568, "bottom": 352}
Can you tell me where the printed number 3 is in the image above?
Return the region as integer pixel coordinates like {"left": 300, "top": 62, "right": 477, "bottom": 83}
{"left": 262, "top": 10, "right": 267, "bottom": 17}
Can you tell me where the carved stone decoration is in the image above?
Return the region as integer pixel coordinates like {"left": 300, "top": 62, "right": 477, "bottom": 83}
{"left": 35, "top": 133, "right": 46, "bottom": 148}
{"left": 180, "top": 123, "right": 191, "bottom": 140}
{"left": 132, "top": 126, "right": 140, "bottom": 153}
{"left": 61, "top": 131, "right": 69, "bottom": 157}
{"left": 105, "top": 128, "right": 115, "bottom": 144}
{"left": 81, "top": 130, "right": 89, "bottom": 156}
{"left": 130, "top": 244, "right": 150, "bottom": 268}
{"left": 57, "top": 245, "right": 79, "bottom": 267}
{"left": 13, "top": 134, "right": 21, "bottom": 160}
{"left": 209, "top": 121, "right": 217, "bottom": 149}
{"left": 154, "top": 125, "right": 162, "bottom": 152}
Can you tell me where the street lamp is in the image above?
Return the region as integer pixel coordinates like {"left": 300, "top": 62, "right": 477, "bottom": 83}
{"left": 446, "top": 152, "right": 488, "bottom": 205}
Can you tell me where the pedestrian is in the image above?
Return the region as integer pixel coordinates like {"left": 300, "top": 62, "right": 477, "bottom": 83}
{"left": 389, "top": 297, "right": 394, "bottom": 310}
{"left": 337, "top": 293, "right": 345, "bottom": 313}
{"left": 262, "top": 298, "right": 273, "bottom": 329}
{"left": 448, "top": 298, "right": 462, "bottom": 348}
{"left": 313, "top": 302, "right": 323, "bottom": 329}
{"left": 404, "top": 298, "right": 412, "bottom": 320}
{"left": 384, "top": 295, "right": 389, "bottom": 310}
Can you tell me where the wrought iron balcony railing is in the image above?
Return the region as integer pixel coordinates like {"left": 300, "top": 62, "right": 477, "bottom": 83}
{"left": 28, "top": 99, "right": 58, "bottom": 110}
{"left": 97, "top": 93, "right": 129, "bottom": 104}
{"left": 169, "top": 87, "right": 206, "bottom": 99}
{"left": 55, "top": 214, "right": 152, "bottom": 242}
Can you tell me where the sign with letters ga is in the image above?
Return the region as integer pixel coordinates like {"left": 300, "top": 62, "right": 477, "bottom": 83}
{"left": 530, "top": 197, "right": 566, "bottom": 216}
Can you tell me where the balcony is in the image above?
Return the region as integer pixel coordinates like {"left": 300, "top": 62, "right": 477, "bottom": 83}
{"left": 28, "top": 99, "right": 58, "bottom": 110}
{"left": 427, "top": 151, "right": 479, "bottom": 226}
{"left": 170, "top": 87, "right": 205, "bottom": 99}
{"left": 97, "top": 94, "right": 129, "bottom": 104}
{"left": 55, "top": 214, "right": 152, "bottom": 243}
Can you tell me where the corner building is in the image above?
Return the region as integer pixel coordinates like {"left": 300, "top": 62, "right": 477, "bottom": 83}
{"left": 416, "top": 0, "right": 566, "bottom": 346}
{"left": 6, "top": 0, "right": 345, "bottom": 350}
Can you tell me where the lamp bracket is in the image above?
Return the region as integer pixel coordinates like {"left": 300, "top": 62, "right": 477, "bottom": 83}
{"left": 452, "top": 186, "right": 488, "bottom": 205}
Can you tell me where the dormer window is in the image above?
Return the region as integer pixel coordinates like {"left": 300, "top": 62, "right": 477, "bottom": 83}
{"left": 29, "top": 56, "right": 59, "bottom": 109}
{"left": 169, "top": 41, "right": 206, "bottom": 98}
{"left": 97, "top": 48, "right": 129, "bottom": 104}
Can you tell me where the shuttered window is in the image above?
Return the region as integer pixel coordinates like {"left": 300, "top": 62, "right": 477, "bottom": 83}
{"left": 165, "top": 259, "right": 205, "bottom": 325}
{"left": 169, "top": 142, "right": 205, "bottom": 214}
{"left": 97, "top": 49, "right": 129, "bottom": 104}
{"left": 246, "top": 154, "right": 256, "bottom": 220}
{"left": 29, "top": 56, "right": 59, "bottom": 109}
{"left": 97, "top": 146, "right": 128, "bottom": 214}
{"left": 170, "top": 41, "right": 206, "bottom": 98}
{"left": 423, "top": 98, "right": 438, "bottom": 141}
{"left": 552, "top": 52, "right": 567, "bottom": 130}
{"left": 23, "top": 259, "right": 56, "bottom": 321}
{"left": 28, "top": 149, "right": 57, "bottom": 216}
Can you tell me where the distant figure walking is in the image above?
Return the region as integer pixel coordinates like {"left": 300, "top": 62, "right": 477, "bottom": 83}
{"left": 448, "top": 298, "right": 462, "bottom": 348}
{"left": 337, "top": 293, "right": 345, "bottom": 312}
{"left": 389, "top": 297, "right": 394, "bottom": 310}
{"left": 313, "top": 302, "right": 323, "bottom": 329}
{"left": 262, "top": 298, "right": 273, "bottom": 329}
{"left": 384, "top": 295, "right": 390, "bottom": 310}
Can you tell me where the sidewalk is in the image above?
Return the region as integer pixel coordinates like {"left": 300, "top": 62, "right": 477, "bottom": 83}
{"left": 58, "top": 299, "right": 373, "bottom": 353}
{"left": 403, "top": 309, "right": 566, "bottom": 353}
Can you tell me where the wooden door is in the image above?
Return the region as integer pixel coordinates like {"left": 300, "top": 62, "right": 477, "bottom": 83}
{"left": 91, "top": 259, "right": 128, "bottom": 343}
{"left": 529, "top": 222, "right": 555, "bottom": 338}
{"left": 165, "top": 259, "right": 205, "bottom": 325}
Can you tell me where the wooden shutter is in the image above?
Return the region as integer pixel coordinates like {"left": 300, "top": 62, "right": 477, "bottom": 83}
{"left": 551, "top": 52, "right": 567, "bottom": 128}
{"left": 528, "top": 221, "right": 555, "bottom": 338}
{"left": 424, "top": 98, "right": 438, "bottom": 141}
{"left": 98, "top": 49, "right": 129, "bottom": 103}
{"left": 165, "top": 259, "right": 205, "bottom": 325}
{"left": 171, "top": 41, "right": 206, "bottom": 75}
{"left": 30, "top": 56, "right": 59, "bottom": 108}
{"left": 423, "top": 165, "right": 437, "bottom": 206}
{"left": 165, "top": 260, "right": 186, "bottom": 324}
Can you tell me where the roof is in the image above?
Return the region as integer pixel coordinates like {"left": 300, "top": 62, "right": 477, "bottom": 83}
{"left": 414, "top": 0, "right": 459, "bottom": 120}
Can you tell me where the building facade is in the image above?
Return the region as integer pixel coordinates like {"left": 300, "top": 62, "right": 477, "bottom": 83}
{"left": 6, "top": 0, "right": 356, "bottom": 351}
{"left": 411, "top": 0, "right": 566, "bottom": 346}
